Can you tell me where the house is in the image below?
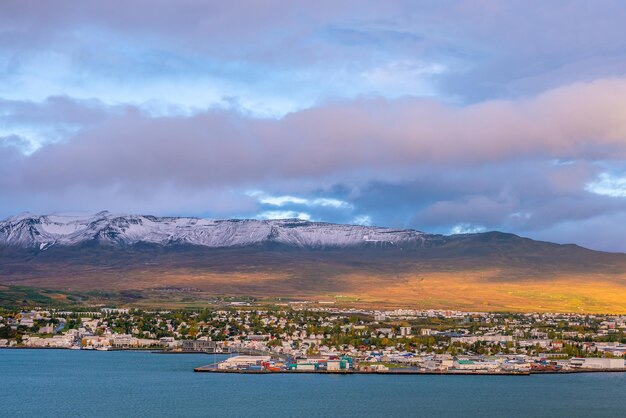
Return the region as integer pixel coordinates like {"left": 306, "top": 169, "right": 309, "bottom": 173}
{"left": 19, "top": 318, "right": 34, "bottom": 328}
{"left": 374, "top": 313, "right": 387, "bottom": 321}
{"left": 550, "top": 340, "right": 564, "bottom": 349}
{"left": 38, "top": 323, "right": 54, "bottom": 334}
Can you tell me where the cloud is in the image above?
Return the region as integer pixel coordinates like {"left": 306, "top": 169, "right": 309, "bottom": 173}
{"left": 311, "top": 198, "right": 353, "bottom": 209}
{"left": 3, "top": 2, "right": 626, "bottom": 251}
{"left": 4, "top": 1, "right": 626, "bottom": 113}
{"left": 352, "top": 215, "right": 372, "bottom": 226}
{"left": 1, "top": 80, "right": 626, "bottom": 245}
{"left": 256, "top": 211, "right": 312, "bottom": 221}
{"left": 0, "top": 96, "right": 125, "bottom": 153}
{"left": 246, "top": 191, "right": 309, "bottom": 206}
{"left": 450, "top": 223, "right": 486, "bottom": 234}
{"left": 3, "top": 82, "right": 626, "bottom": 253}
{"left": 246, "top": 191, "right": 352, "bottom": 209}
{"left": 3, "top": 78, "right": 626, "bottom": 195}
{"left": 586, "top": 172, "right": 626, "bottom": 197}
{"left": 0, "top": 134, "right": 31, "bottom": 151}
{"left": 0, "top": 1, "right": 451, "bottom": 115}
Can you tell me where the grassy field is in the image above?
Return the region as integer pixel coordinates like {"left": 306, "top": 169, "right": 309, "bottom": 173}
{"left": 3, "top": 241, "right": 626, "bottom": 313}
{"left": 339, "top": 271, "right": 626, "bottom": 313}
{"left": 4, "top": 269, "right": 626, "bottom": 313}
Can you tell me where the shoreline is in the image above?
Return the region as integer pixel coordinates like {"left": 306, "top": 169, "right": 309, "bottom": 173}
{"left": 193, "top": 367, "right": 530, "bottom": 376}
{"left": 193, "top": 365, "right": 626, "bottom": 376}
{"left": 4, "top": 348, "right": 625, "bottom": 376}
{"left": 0, "top": 346, "right": 165, "bottom": 352}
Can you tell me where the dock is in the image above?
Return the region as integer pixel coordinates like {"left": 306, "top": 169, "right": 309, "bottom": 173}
{"left": 193, "top": 364, "right": 530, "bottom": 375}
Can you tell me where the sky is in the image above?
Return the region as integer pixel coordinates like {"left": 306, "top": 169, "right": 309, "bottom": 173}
{"left": 2, "top": 1, "right": 626, "bottom": 251}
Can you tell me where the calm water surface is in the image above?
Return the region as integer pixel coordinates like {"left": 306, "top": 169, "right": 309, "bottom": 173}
{"left": 1, "top": 349, "right": 625, "bottom": 417}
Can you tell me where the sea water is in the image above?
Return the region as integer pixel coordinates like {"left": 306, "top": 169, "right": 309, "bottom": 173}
{"left": 1, "top": 349, "right": 624, "bottom": 417}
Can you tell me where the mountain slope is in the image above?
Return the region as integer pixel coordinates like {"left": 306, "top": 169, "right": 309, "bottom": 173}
{"left": 2, "top": 212, "right": 626, "bottom": 312}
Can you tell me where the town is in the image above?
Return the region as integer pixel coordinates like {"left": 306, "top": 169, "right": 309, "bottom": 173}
{"left": 2, "top": 304, "right": 626, "bottom": 374}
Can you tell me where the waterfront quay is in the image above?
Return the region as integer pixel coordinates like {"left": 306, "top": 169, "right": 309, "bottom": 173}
{"left": 192, "top": 353, "right": 626, "bottom": 376}
{"left": 194, "top": 362, "right": 530, "bottom": 376}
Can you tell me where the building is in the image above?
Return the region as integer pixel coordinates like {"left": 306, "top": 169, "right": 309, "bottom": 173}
{"left": 112, "top": 334, "right": 134, "bottom": 347}
{"left": 451, "top": 335, "right": 513, "bottom": 344}
{"left": 327, "top": 360, "right": 341, "bottom": 370}
{"left": 294, "top": 363, "right": 317, "bottom": 371}
{"left": 453, "top": 358, "right": 499, "bottom": 371}
{"left": 501, "top": 360, "right": 531, "bottom": 372}
{"left": 101, "top": 308, "right": 130, "bottom": 315}
{"left": 182, "top": 340, "right": 217, "bottom": 352}
{"left": 376, "top": 328, "right": 394, "bottom": 337}
{"left": 19, "top": 318, "right": 34, "bottom": 328}
{"left": 159, "top": 337, "right": 177, "bottom": 348}
{"left": 571, "top": 358, "right": 625, "bottom": 369}
{"left": 38, "top": 323, "right": 54, "bottom": 334}
{"left": 400, "top": 326, "right": 412, "bottom": 337}
{"left": 217, "top": 355, "right": 271, "bottom": 370}
{"left": 246, "top": 334, "right": 270, "bottom": 341}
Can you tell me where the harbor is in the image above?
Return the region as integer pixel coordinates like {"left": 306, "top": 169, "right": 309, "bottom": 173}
{"left": 192, "top": 354, "right": 626, "bottom": 376}
{"left": 5, "top": 348, "right": 626, "bottom": 417}
{"left": 194, "top": 366, "right": 531, "bottom": 375}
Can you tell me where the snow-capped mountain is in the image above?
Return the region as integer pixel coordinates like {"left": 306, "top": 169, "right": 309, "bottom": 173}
{"left": 3, "top": 212, "right": 626, "bottom": 310}
{"left": 0, "top": 211, "right": 427, "bottom": 250}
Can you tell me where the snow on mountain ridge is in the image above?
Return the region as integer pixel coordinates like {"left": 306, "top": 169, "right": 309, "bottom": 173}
{"left": 0, "top": 212, "right": 426, "bottom": 249}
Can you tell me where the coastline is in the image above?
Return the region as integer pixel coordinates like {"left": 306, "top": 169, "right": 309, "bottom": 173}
{"left": 193, "top": 367, "right": 530, "bottom": 376}
{"left": 193, "top": 366, "right": 626, "bottom": 376}
{"left": 4, "top": 347, "right": 626, "bottom": 376}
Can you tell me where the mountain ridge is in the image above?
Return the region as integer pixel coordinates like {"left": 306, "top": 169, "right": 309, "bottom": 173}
{"left": 0, "top": 211, "right": 599, "bottom": 253}
{"left": 0, "top": 211, "right": 439, "bottom": 250}
{"left": 3, "top": 212, "right": 626, "bottom": 312}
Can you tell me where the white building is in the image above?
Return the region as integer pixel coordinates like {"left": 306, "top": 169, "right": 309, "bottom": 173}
{"left": 327, "top": 360, "right": 342, "bottom": 370}
{"left": 571, "top": 357, "right": 625, "bottom": 369}
{"left": 451, "top": 335, "right": 513, "bottom": 344}
{"left": 217, "top": 356, "right": 271, "bottom": 370}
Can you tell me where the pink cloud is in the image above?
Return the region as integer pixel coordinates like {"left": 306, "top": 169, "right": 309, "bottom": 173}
{"left": 3, "top": 78, "right": 625, "bottom": 193}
